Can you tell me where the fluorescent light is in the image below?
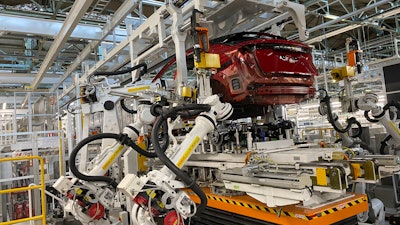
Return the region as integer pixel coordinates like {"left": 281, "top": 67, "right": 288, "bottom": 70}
{"left": 2, "top": 103, "right": 6, "bottom": 110}
{"left": 324, "top": 14, "right": 340, "bottom": 20}
{"left": 305, "top": 24, "right": 362, "bottom": 44}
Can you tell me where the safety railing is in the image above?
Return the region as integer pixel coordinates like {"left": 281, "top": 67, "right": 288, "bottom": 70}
{"left": 0, "top": 156, "right": 46, "bottom": 225}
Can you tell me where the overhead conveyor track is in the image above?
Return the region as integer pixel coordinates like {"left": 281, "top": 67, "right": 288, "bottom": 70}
{"left": 56, "top": 0, "right": 309, "bottom": 104}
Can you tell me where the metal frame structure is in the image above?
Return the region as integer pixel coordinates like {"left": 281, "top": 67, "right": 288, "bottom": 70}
{"left": 56, "top": 0, "right": 309, "bottom": 104}
{"left": 0, "top": 1, "right": 399, "bottom": 224}
{"left": 0, "top": 0, "right": 398, "bottom": 107}
{"left": 0, "top": 156, "right": 46, "bottom": 225}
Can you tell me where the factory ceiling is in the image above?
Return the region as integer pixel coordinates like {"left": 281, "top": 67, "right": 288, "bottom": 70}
{"left": 0, "top": 0, "right": 399, "bottom": 108}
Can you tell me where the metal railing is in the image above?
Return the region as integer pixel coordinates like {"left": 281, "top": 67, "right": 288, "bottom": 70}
{"left": 0, "top": 156, "right": 46, "bottom": 225}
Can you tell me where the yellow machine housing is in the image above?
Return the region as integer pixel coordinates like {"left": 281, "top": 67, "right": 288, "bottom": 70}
{"left": 330, "top": 66, "right": 355, "bottom": 81}
{"left": 194, "top": 52, "right": 221, "bottom": 69}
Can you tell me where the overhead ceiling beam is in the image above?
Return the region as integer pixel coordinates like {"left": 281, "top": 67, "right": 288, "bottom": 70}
{"left": 50, "top": 0, "right": 156, "bottom": 92}
{"left": 18, "top": 0, "right": 95, "bottom": 108}
{"left": 0, "top": 96, "right": 28, "bottom": 104}
{"left": 0, "top": 88, "right": 46, "bottom": 92}
{"left": 0, "top": 109, "right": 29, "bottom": 115}
{"left": 308, "top": 0, "right": 391, "bottom": 33}
{"left": 288, "top": 0, "right": 392, "bottom": 40}
{"left": 0, "top": 72, "right": 62, "bottom": 84}
{"left": 304, "top": 6, "right": 400, "bottom": 44}
{"left": 0, "top": 13, "right": 128, "bottom": 43}
{"left": 30, "top": 0, "right": 95, "bottom": 90}
{"left": 305, "top": 24, "right": 362, "bottom": 44}
{"left": 303, "top": 0, "right": 323, "bottom": 7}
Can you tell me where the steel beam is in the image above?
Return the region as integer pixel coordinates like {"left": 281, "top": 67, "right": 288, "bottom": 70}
{"left": 0, "top": 73, "right": 61, "bottom": 84}
{"left": 141, "top": 0, "right": 164, "bottom": 7}
{"left": 305, "top": 24, "right": 362, "bottom": 44}
{"left": 304, "top": 6, "right": 400, "bottom": 44}
{"left": 0, "top": 13, "right": 128, "bottom": 43}
{"left": 30, "top": 0, "right": 95, "bottom": 90}
{"left": 57, "top": 0, "right": 309, "bottom": 99}
{"left": 308, "top": 0, "right": 391, "bottom": 33}
{"left": 0, "top": 109, "right": 29, "bottom": 114}
{"left": 0, "top": 97, "right": 27, "bottom": 104}
{"left": 80, "top": 4, "right": 168, "bottom": 82}
{"left": 50, "top": 0, "right": 150, "bottom": 92}
{"left": 288, "top": 0, "right": 392, "bottom": 40}
{"left": 19, "top": 0, "right": 95, "bottom": 108}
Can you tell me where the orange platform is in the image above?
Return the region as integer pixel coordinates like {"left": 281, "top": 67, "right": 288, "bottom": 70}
{"left": 185, "top": 188, "right": 368, "bottom": 225}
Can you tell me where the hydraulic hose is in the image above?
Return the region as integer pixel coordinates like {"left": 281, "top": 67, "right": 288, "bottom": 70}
{"left": 161, "top": 104, "right": 211, "bottom": 118}
{"left": 70, "top": 133, "right": 120, "bottom": 188}
{"left": 70, "top": 132, "right": 160, "bottom": 187}
{"left": 373, "top": 101, "right": 400, "bottom": 120}
{"left": 319, "top": 89, "right": 362, "bottom": 134}
{"left": 380, "top": 135, "right": 392, "bottom": 155}
{"left": 152, "top": 117, "right": 207, "bottom": 214}
{"left": 121, "top": 99, "right": 137, "bottom": 114}
{"left": 327, "top": 102, "right": 360, "bottom": 134}
{"left": 177, "top": 110, "right": 205, "bottom": 119}
{"left": 149, "top": 104, "right": 207, "bottom": 153}
{"left": 364, "top": 110, "right": 379, "bottom": 123}
{"left": 350, "top": 119, "right": 362, "bottom": 138}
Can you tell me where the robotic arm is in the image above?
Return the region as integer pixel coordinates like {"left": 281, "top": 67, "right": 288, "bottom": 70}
{"left": 53, "top": 103, "right": 156, "bottom": 225}
{"left": 318, "top": 89, "right": 400, "bottom": 151}
{"left": 357, "top": 93, "right": 400, "bottom": 146}
{"left": 54, "top": 94, "right": 232, "bottom": 225}
{"left": 318, "top": 89, "right": 364, "bottom": 148}
{"left": 118, "top": 95, "right": 233, "bottom": 225}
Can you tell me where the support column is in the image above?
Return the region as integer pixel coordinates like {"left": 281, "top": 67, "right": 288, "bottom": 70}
{"left": 167, "top": 4, "right": 188, "bottom": 95}
{"left": 31, "top": 133, "right": 41, "bottom": 217}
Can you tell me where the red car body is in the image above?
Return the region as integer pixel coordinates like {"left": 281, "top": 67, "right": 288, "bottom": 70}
{"left": 154, "top": 32, "right": 317, "bottom": 117}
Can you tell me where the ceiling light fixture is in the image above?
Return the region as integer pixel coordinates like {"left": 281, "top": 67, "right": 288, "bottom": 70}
{"left": 324, "top": 14, "right": 340, "bottom": 20}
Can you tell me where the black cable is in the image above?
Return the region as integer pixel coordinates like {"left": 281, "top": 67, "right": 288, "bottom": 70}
{"left": 319, "top": 89, "right": 362, "bottom": 134}
{"left": 177, "top": 110, "right": 205, "bottom": 119}
{"left": 70, "top": 132, "right": 161, "bottom": 188}
{"left": 380, "top": 135, "right": 392, "bottom": 155}
{"left": 93, "top": 63, "right": 147, "bottom": 77}
{"left": 152, "top": 117, "right": 207, "bottom": 214}
{"left": 60, "top": 96, "right": 78, "bottom": 109}
{"left": 334, "top": 138, "right": 342, "bottom": 144}
{"left": 148, "top": 119, "right": 169, "bottom": 154}
{"left": 120, "top": 99, "right": 137, "bottom": 114}
{"left": 151, "top": 103, "right": 211, "bottom": 119}
{"left": 151, "top": 105, "right": 211, "bottom": 215}
{"left": 364, "top": 110, "right": 379, "bottom": 123}
{"left": 162, "top": 104, "right": 211, "bottom": 118}
{"left": 123, "top": 134, "right": 160, "bottom": 158}
{"left": 66, "top": 99, "right": 79, "bottom": 115}
{"left": 368, "top": 101, "right": 400, "bottom": 123}
{"left": 69, "top": 133, "right": 120, "bottom": 188}
{"left": 350, "top": 119, "right": 362, "bottom": 138}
